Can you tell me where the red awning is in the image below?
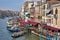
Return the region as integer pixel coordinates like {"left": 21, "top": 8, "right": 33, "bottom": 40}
{"left": 19, "top": 20, "right": 37, "bottom": 26}
{"left": 20, "top": 20, "right": 28, "bottom": 25}
{"left": 28, "top": 22, "right": 37, "bottom": 26}
{"left": 43, "top": 24, "right": 58, "bottom": 32}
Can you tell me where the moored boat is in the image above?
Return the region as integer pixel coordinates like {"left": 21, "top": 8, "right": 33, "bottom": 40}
{"left": 11, "top": 31, "right": 27, "bottom": 38}
{"left": 7, "top": 27, "right": 20, "bottom": 32}
{"left": 7, "top": 18, "right": 13, "bottom": 27}
{"left": 7, "top": 17, "right": 21, "bottom": 32}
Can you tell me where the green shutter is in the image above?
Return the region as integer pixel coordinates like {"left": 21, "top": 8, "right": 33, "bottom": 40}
{"left": 26, "top": 14, "right": 30, "bottom": 18}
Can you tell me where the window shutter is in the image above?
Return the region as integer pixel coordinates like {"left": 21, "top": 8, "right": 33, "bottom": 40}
{"left": 26, "top": 14, "right": 30, "bottom": 18}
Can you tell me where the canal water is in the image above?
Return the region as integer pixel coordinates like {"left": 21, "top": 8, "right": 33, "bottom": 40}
{"left": 0, "top": 17, "right": 39, "bottom": 40}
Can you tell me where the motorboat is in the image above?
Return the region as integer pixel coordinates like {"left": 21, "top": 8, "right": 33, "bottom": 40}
{"left": 7, "top": 18, "right": 13, "bottom": 27}
{"left": 7, "top": 24, "right": 20, "bottom": 32}
{"left": 11, "top": 31, "right": 27, "bottom": 38}
{"left": 7, "top": 27, "right": 20, "bottom": 32}
{"left": 7, "top": 17, "right": 20, "bottom": 32}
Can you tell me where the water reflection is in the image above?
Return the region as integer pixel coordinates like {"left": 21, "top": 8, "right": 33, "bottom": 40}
{"left": 0, "top": 17, "right": 39, "bottom": 40}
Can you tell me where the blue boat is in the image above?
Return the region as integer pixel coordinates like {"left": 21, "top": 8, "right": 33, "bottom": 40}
{"left": 7, "top": 26, "right": 20, "bottom": 32}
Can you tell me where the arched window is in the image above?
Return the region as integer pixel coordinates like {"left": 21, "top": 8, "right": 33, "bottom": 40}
{"left": 54, "top": 8, "right": 58, "bottom": 19}
{"left": 55, "top": 8, "right": 58, "bottom": 14}
{"left": 55, "top": 8, "right": 58, "bottom": 25}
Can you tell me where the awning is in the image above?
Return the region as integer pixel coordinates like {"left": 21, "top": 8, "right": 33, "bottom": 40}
{"left": 46, "top": 9, "right": 51, "bottom": 15}
{"left": 43, "top": 24, "right": 58, "bottom": 32}
{"left": 20, "top": 20, "right": 28, "bottom": 25}
{"left": 19, "top": 20, "right": 37, "bottom": 26}
{"left": 46, "top": 9, "right": 51, "bottom": 13}
{"left": 28, "top": 22, "right": 37, "bottom": 26}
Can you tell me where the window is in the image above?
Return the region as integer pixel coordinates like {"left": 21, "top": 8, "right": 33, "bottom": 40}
{"left": 24, "top": 9, "right": 28, "bottom": 12}
{"left": 55, "top": 8, "right": 58, "bottom": 14}
{"left": 42, "top": 5, "right": 45, "bottom": 9}
{"left": 38, "top": 16, "right": 42, "bottom": 19}
{"left": 42, "top": 5, "right": 47, "bottom": 9}
{"left": 51, "top": 10, "right": 53, "bottom": 14}
{"left": 54, "top": 14, "right": 57, "bottom": 19}
{"left": 31, "top": 3, "right": 34, "bottom": 7}
{"left": 48, "top": 19, "right": 51, "bottom": 23}
{"left": 42, "top": 11, "right": 45, "bottom": 16}
{"left": 54, "top": 8, "right": 58, "bottom": 19}
{"left": 43, "top": 5, "right": 45, "bottom": 9}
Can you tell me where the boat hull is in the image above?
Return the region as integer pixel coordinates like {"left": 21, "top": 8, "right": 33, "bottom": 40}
{"left": 7, "top": 26, "right": 20, "bottom": 32}
{"left": 11, "top": 31, "right": 27, "bottom": 38}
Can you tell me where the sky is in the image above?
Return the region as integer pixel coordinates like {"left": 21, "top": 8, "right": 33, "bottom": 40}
{"left": 0, "top": 0, "right": 45, "bottom": 11}
{"left": 0, "top": 0, "right": 25, "bottom": 11}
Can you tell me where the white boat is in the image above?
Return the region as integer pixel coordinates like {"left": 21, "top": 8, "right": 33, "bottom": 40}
{"left": 11, "top": 31, "right": 27, "bottom": 38}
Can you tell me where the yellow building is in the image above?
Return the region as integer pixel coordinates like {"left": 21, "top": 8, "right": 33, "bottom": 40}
{"left": 41, "top": 1, "right": 60, "bottom": 29}
{"left": 21, "top": 0, "right": 60, "bottom": 28}
{"left": 52, "top": 2, "right": 60, "bottom": 28}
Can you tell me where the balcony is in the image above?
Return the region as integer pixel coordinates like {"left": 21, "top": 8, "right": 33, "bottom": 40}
{"left": 42, "top": 16, "right": 52, "bottom": 19}
{"left": 47, "top": 14, "right": 54, "bottom": 18}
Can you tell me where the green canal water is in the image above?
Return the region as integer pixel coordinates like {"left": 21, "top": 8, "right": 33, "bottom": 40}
{"left": 0, "top": 17, "right": 39, "bottom": 40}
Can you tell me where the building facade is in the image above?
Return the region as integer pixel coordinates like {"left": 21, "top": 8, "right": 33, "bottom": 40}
{"left": 20, "top": 0, "right": 60, "bottom": 29}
